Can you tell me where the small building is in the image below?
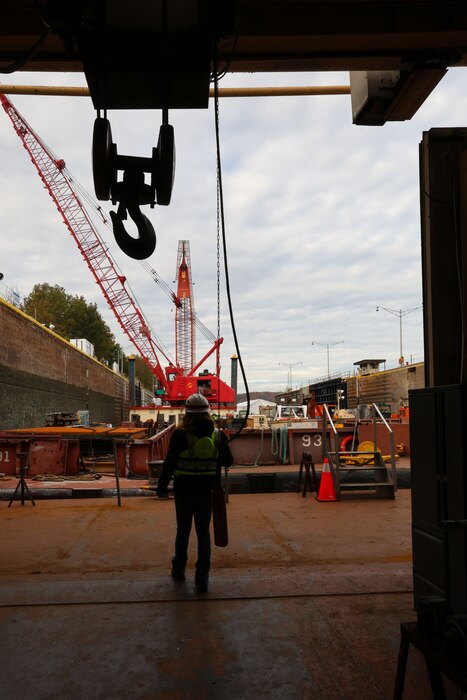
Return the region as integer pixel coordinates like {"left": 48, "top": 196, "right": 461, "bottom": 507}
{"left": 353, "top": 359, "right": 386, "bottom": 375}
{"left": 70, "top": 338, "right": 95, "bottom": 357}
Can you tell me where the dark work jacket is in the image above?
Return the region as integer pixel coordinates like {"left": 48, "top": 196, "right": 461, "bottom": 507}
{"left": 156, "top": 427, "right": 234, "bottom": 496}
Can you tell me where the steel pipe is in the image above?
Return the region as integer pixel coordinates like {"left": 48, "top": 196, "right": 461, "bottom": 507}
{"left": 0, "top": 84, "right": 350, "bottom": 98}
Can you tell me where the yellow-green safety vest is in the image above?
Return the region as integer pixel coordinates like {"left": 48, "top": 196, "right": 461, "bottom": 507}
{"left": 174, "top": 430, "right": 220, "bottom": 476}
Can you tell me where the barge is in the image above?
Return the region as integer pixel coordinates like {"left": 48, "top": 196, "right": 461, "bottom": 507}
{"left": 0, "top": 399, "right": 410, "bottom": 499}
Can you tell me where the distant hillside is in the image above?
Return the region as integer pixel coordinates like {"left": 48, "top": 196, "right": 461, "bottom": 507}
{"left": 236, "top": 391, "right": 277, "bottom": 404}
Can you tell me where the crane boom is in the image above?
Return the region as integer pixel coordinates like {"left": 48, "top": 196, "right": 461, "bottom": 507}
{"left": 2, "top": 93, "right": 236, "bottom": 410}
{"left": 175, "top": 240, "right": 195, "bottom": 372}
{"left": 139, "top": 258, "right": 217, "bottom": 344}
{"left": 0, "top": 92, "right": 170, "bottom": 391}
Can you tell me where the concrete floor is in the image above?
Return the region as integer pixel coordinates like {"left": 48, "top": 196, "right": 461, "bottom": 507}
{"left": 0, "top": 490, "right": 461, "bottom": 699}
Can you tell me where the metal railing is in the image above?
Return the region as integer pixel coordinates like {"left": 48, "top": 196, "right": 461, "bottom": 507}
{"left": 148, "top": 422, "right": 176, "bottom": 461}
{"left": 321, "top": 402, "right": 398, "bottom": 492}
{"left": 322, "top": 403, "right": 340, "bottom": 461}
{"left": 372, "top": 403, "right": 397, "bottom": 491}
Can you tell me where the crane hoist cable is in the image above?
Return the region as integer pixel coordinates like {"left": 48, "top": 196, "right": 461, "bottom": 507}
{"left": 2, "top": 92, "right": 236, "bottom": 412}
{"left": 66, "top": 168, "right": 218, "bottom": 351}
{"left": 49, "top": 163, "right": 174, "bottom": 363}
{"left": 213, "top": 66, "right": 250, "bottom": 445}
{"left": 0, "top": 92, "right": 173, "bottom": 386}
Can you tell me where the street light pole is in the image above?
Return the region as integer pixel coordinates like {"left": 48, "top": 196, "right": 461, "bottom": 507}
{"left": 311, "top": 341, "right": 344, "bottom": 378}
{"left": 376, "top": 305, "right": 422, "bottom": 364}
{"left": 278, "top": 361, "right": 302, "bottom": 391}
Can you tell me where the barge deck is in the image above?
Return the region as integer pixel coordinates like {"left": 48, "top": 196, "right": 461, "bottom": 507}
{"left": 0, "top": 456, "right": 412, "bottom": 500}
{"left": 1, "top": 490, "right": 461, "bottom": 698}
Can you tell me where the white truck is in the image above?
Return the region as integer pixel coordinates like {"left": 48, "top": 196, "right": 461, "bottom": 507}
{"left": 273, "top": 405, "right": 308, "bottom": 421}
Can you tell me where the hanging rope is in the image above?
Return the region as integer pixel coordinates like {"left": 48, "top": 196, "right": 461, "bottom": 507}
{"left": 271, "top": 428, "right": 279, "bottom": 456}
{"left": 213, "top": 65, "right": 251, "bottom": 440}
{"left": 216, "top": 103, "right": 222, "bottom": 422}
{"left": 253, "top": 423, "right": 265, "bottom": 467}
{"left": 271, "top": 426, "right": 289, "bottom": 464}
{"left": 279, "top": 426, "right": 289, "bottom": 464}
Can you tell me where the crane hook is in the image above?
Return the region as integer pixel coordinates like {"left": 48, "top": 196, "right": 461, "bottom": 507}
{"left": 110, "top": 200, "right": 156, "bottom": 260}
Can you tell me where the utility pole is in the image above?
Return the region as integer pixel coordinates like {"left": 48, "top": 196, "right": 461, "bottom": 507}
{"left": 278, "top": 361, "right": 302, "bottom": 391}
{"left": 311, "top": 340, "right": 344, "bottom": 378}
{"left": 376, "top": 305, "right": 421, "bottom": 365}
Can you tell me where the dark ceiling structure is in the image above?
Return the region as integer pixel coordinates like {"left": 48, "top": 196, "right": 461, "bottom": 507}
{"left": 1, "top": 1, "right": 467, "bottom": 73}
{"left": 1, "top": 1, "right": 467, "bottom": 124}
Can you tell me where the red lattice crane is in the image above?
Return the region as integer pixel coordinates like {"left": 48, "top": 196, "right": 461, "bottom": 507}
{"left": 175, "top": 240, "right": 195, "bottom": 372}
{"left": 1, "top": 93, "right": 236, "bottom": 410}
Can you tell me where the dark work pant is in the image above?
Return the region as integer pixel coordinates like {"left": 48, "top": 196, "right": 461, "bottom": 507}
{"left": 173, "top": 490, "right": 212, "bottom": 574}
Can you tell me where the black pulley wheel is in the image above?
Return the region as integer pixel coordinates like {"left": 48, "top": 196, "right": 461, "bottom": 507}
{"left": 92, "top": 117, "right": 117, "bottom": 201}
{"left": 155, "top": 124, "right": 175, "bottom": 206}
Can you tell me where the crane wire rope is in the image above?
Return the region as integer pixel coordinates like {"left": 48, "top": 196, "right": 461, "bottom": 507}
{"left": 54, "top": 117, "right": 229, "bottom": 388}
{"left": 66, "top": 173, "right": 217, "bottom": 351}
{"left": 2, "top": 92, "right": 232, "bottom": 414}
{"left": 35, "top": 154, "right": 175, "bottom": 364}
{"left": 213, "top": 67, "right": 250, "bottom": 445}
{"left": 216, "top": 142, "right": 221, "bottom": 414}
{"left": 66, "top": 169, "right": 220, "bottom": 360}
{"left": 34, "top": 105, "right": 221, "bottom": 354}
{"left": 0, "top": 94, "right": 174, "bottom": 377}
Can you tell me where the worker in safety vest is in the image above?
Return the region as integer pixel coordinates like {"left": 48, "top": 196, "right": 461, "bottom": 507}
{"left": 157, "top": 393, "right": 233, "bottom": 592}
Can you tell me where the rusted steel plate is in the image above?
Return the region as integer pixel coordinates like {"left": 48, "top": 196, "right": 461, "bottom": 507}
{"left": 65, "top": 440, "right": 80, "bottom": 475}
{"left": 225, "top": 429, "right": 279, "bottom": 466}
{"left": 0, "top": 440, "right": 19, "bottom": 475}
{"left": 28, "top": 440, "right": 68, "bottom": 476}
{"left": 114, "top": 440, "right": 128, "bottom": 477}
{"left": 358, "top": 422, "right": 411, "bottom": 455}
{"left": 127, "top": 441, "right": 151, "bottom": 477}
{"left": 1, "top": 426, "right": 147, "bottom": 439}
{"left": 225, "top": 427, "right": 355, "bottom": 466}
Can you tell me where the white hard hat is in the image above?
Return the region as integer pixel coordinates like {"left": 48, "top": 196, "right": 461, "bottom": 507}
{"left": 185, "top": 393, "right": 210, "bottom": 413}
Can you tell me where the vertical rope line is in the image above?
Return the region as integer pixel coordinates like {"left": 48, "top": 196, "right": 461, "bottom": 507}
{"left": 216, "top": 75, "right": 222, "bottom": 422}
{"left": 213, "top": 64, "right": 251, "bottom": 444}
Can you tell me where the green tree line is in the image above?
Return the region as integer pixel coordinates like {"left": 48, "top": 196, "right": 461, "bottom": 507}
{"left": 22, "top": 283, "right": 155, "bottom": 390}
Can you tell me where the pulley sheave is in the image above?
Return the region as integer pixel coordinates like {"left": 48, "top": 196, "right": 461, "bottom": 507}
{"left": 92, "top": 116, "right": 176, "bottom": 259}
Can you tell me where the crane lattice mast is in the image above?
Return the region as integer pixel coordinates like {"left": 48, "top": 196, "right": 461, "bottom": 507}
{"left": 175, "top": 240, "right": 196, "bottom": 373}
{"left": 0, "top": 93, "right": 171, "bottom": 391}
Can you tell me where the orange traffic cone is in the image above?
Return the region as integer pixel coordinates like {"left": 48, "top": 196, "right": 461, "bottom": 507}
{"left": 316, "top": 458, "right": 337, "bottom": 502}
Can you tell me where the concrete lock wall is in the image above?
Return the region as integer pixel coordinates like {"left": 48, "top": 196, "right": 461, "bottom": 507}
{"left": 345, "top": 363, "right": 424, "bottom": 412}
{"left": 0, "top": 299, "right": 129, "bottom": 429}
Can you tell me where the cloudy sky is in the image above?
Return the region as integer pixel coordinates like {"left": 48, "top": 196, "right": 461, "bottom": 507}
{"left": 2, "top": 67, "right": 467, "bottom": 393}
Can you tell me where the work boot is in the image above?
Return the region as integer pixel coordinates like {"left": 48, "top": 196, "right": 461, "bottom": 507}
{"left": 171, "top": 557, "right": 185, "bottom": 582}
{"left": 195, "top": 571, "right": 209, "bottom": 593}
